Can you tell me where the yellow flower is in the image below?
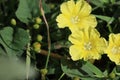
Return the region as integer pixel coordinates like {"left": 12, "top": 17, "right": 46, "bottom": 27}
{"left": 69, "top": 27, "right": 107, "bottom": 61}
{"left": 105, "top": 33, "right": 120, "bottom": 65}
{"left": 56, "top": 0, "right": 97, "bottom": 32}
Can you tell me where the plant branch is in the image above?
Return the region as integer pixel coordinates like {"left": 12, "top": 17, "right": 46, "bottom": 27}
{"left": 39, "top": 0, "right": 51, "bottom": 69}
{"left": 39, "top": 49, "right": 63, "bottom": 59}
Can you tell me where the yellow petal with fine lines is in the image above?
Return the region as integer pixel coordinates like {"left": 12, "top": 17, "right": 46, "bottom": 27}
{"left": 80, "top": 15, "right": 97, "bottom": 28}
{"left": 67, "top": 0, "right": 75, "bottom": 13}
{"left": 56, "top": 14, "right": 69, "bottom": 28}
{"left": 69, "top": 45, "right": 82, "bottom": 61}
{"left": 90, "top": 27, "right": 100, "bottom": 39}
{"left": 74, "top": 0, "right": 83, "bottom": 14}
{"left": 96, "top": 38, "right": 108, "bottom": 53}
{"left": 109, "top": 33, "right": 115, "bottom": 44}
{"left": 69, "top": 35, "right": 81, "bottom": 45}
{"left": 69, "top": 29, "right": 83, "bottom": 44}
{"left": 108, "top": 53, "right": 120, "bottom": 65}
{"left": 61, "top": 2, "right": 70, "bottom": 16}
{"left": 79, "top": 0, "right": 92, "bottom": 17}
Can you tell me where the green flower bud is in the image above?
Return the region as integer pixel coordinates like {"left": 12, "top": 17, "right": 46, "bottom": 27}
{"left": 40, "top": 68, "right": 48, "bottom": 76}
{"left": 49, "top": 3, "right": 55, "bottom": 9}
{"left": 35, "top": 17, "right": 42, "bottom": 24}
{"left": 109, "top": 71, "right": 116, "bottom": 78}
{"left": 37, "top": 34, "right": 43, "bottom": 42}
{"left": 11, "top": 18, "right": 16, "bottom": 26}
{"left": 33, "top": 42, "right": 41, "bottom": 52}
{"left": 73, "top": 77, "right": 80, "bottom": 80}
{"left": 33, "top": 24, "right": 39, "bottom": 29}
{"left": 26, "top": 29, "right": 30, "bottom": 33}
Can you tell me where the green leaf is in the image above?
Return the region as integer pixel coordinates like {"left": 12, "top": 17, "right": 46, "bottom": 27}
{"left": 42, "top": 0, "right": 50, "bottom": 14}
{"left": 0, "top": 27, "right": 30, "bottom": 56}
{"left": 0, "top": 27, "right": 13, "bottom": 45}
{"left": 115, "top": 1, "right": 120, "bottom": 5}
{"left": 0, "top": 37, "right": 21, "bottom": 57}
{"left": 61, "top": 59, "right": 98, "bottom": 80}
{"left": 82, "top": 61, "right": 104, "bottom": 78}
{"left": 110, "top": 0, "right": 116, "bottom": 4}
{"left": 0, "top": 46, "right": 6, "bottom": 56}
{"left": 26, "top": 0, "right": 40, "bottom": 17}
{"left": 61, "top": 59, "right": 86, "bottom": 77}
{"left": 115, "top": 65, "right": 120, "bottom": 76}
{"left": 101, "top": 0, "right": 109, "bottom": 4}
{"left": 90, "top": 0, "right": 104, "bottom": 8}
{"left": 95, "top": 15, "right": 114, "bottom": 24}
{"left": 0, "top": 27, "right": 30, "bottom": 50}
{"left": 10, "top": 28, "right": 30, "bottom": 50}
{"left": 16, "top": 0, "right": 32, "bottom": 24}
{"left": 61, "top": 59, "right": 105, "bottom": 80}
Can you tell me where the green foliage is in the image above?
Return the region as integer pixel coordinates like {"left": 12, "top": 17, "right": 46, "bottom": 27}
{"left": 61, "top": 59, "right": 104, "bottom": 80}
{"left": 0, "top": 27, "right": 30, "bottom": 56}
{"left": 16, "top": 0, "right": 40, "bottom": 24}
{"left": 0, "top": 0, "right": 120, "bottom": 80}
{"left": 90, "top": 0, "right": 105, "bottom": 8}
{"left": 16, "top": 0, "right": 32, "bottom": 24}
{"left": 95, "top": 15, "right": 114, "bottom": 23}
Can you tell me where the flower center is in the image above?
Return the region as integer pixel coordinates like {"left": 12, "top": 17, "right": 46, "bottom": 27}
{"left": 71, "top": 16, "right": 80, "bottom": 24}
{"left": 84, "top": 42, "right": 92, "bottom": 50}
{"left": 111, "top": 46, "right": 120, "bottom": 54}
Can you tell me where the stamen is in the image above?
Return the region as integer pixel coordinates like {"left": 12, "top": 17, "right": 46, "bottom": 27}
{"left": 111, "top": 46, "right": 120, "bottom": 54}
{"left": 84, "top": 42, "right": 92, "bottom": 50}
{"left": 71, "top": 16, "right": 80, "bottom": 24}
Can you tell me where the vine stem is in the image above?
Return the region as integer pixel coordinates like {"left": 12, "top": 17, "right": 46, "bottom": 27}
{"left": 58, "top": 73, "right": 65, "bottom": 80}
{"left": 39, "top": 0, "right": 51, "bottom": 69}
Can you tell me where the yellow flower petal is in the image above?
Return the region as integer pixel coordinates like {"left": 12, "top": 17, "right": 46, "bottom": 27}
{"left": 89, "top": 27, "right": 100, "bottom": 39}
{"left": 67, "top": 0, "right": 75, "bottom": 13}
{"left": 61, "top": 2, "right": 70, "bottom": 16}
{"left": 79, "top": 0, "right": 92, "bottom": 17}
{"left": 96, "top": 38, "right": 108, "bottom": 53}
{"left": 79, "top": 15, "right": 97, "bottom": 29}
{"left": 69, "top": 29, "right": 83, "bottom": 44}
{"left": 69, "top": 45, "right": 82, "bottom": 61}
{"left": 109, "top": 33, "right": 115, "bottom": 44}
{"left": 74, "top": 0, "right": 83, "bottom": 14}
{"left": 108, "top": 53, "right": 120, "bottom": 64}
{"left": 56, "top": 14, "right": 69, "bottom": 28}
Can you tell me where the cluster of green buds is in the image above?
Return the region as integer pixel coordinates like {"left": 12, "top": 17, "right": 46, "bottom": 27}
{"left": 33, "top": 17, "right": 42, "bottom": 29}
{"left": 32, "top": 34, "right": 43, "bottom": 53}
{"left": 32, "top": 17, "right": 43, "bottom": 52}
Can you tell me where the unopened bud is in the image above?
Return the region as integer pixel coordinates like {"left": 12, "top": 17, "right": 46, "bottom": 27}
{"left": 33, "top": 42, "right": 41, "bottom": 52}
{"left": 33, "top": 24, "right": 39, "bottom": 29}
{"left": 35, "top": 17, "right": 42, "bottom": 24}
{"left": 11, "top": 18, "right": 16, "bottom": 26}
{"left": 37, "top": 35, "right": 43, "bottom": 42}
